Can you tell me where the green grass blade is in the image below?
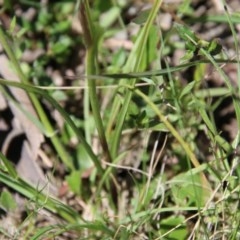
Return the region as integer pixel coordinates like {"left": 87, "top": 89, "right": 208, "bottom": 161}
{"left": 79, "top": 1, "right": 112, "bottom": 164}
{"left": 0, "top": 170, "right": 81, "bottom": 223}
{"left": 199, "top": 108, "right": 232, "bottom": 158}
{"left": 99, "top": 59, "right": 237, "bottom": 79}
{"left": 0, "top": 151, "right": 18, "bottom": 178}
{"left": 187, "top": 13, "right": 240, "bottom": 24}
{"left": 222, "top": 2, "right": 240, "bottom": 131}
{"left": 110, "top": 0, "right": 163, "bottom": 158}
{"left": 31, "top": 222, "right": 114, "bottom": 240}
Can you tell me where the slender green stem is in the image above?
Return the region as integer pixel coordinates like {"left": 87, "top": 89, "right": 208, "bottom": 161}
{"left": 86, "top": 47, "right": 112, "bottom": 162}
{"left": 0, "top": 151, "right": 18, "bottom": 179}
{"left": 79, "top": 2, "right": 118, "bottom": 207}
{"left": 79, "top": 1, "right": 112, "bottom": 163}
{"left": 83, "top": 74, "right": 91, "bottom": 144}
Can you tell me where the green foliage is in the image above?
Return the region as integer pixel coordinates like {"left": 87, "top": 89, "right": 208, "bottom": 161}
{"left": 170, "top": 170, "right": 207, "bottom": 207}
{"left": 132, "top": 9, "right": 151, "bottom": 25}
{"left": 0, "top": 190, "right": 17, "bottom": 211}
{"left": 178, "top": 0, "right": 193, "bottom": 15}
{"left": 175, "top": 23, "right": 223, "bottom": 62}
{"left": 100, "top": 6, "right": 121, "bottom": 28}
{"left": 160, "top": 215, "right": 187, "bottom": 239}
{"left": 16, "top": 1, "right": 78, "bottom": 78}
{"left": 0, "top": 0, "right": 240, "bottom": 239}
{"left": 66, "top": 170, "right": 81, "bottom": 195}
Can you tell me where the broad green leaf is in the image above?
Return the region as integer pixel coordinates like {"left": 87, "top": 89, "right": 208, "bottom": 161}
{"left": 170, "top": 170, "right": 208, "bottom": 207}
{"left": 205, "top": 38, "right": 222, "bottom": 56}
{"left": 160, "top": 215, "right": 187, "bottom": 239}
{"left": 132, "top": 9, "right": 151, "bottom": 25}
{"left": 66, "top": 170, "right": 81, "bottom": 195}
{"left": 175, "top": 23, "right": 223, "bottom": 59}
{"left": 197, "top": 39, "right": 209, "bottom": 48}
{"left": 178, "top": 0, "right": 193, "bottom": 15}
{"left": 77, "top": 145, "right": 94, "bottom": 170}
{"left": 149, "top": 123, "right": 169, "bottom": 132}
{"left": 179, "top": 81, "right": 195, "bottom": 99}
{"left": 50, "top": 21, "right": 71, "bottom": 34}
{"left": 147, "top": 25, "right": 159, "bottom": 63}
{"left": 180, "top": 50, "right": 194, "bottom": 62}
{"left": 175, "top": 23, "right": 198, "bottom": 48}
{"left": 9, "top": 16, "right": 16, "bottom": 34}
{"left": 51, "top": 89, "right": 67, "bottom": 101}
{"left": 100, "top": 6, "right": 120, "bottom": 28}
{"left": 0, "top": 190, "right": 17, "bottom": 211}
{"left": 112, "top": 48, "right": 127, "bottom": 68}
{"left": 194, "top": 63, "right": 206, "bottom": 83}
{"left": 51, "top": 35, "right": 73, "bottom": 55}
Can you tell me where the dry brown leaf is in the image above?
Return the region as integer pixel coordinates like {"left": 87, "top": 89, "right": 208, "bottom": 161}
{"left": 17, "top": 141, "right": 57, "bottom": 195}
{"left": 0, "top": 44, "right": 55, "bottom": 193}
{"left": 0, "top": 45, "right": 44, "bottom": 160}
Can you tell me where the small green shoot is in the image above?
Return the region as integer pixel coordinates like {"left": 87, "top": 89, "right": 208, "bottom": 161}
{"left": 175, "top": 23, "right": 223, "bottom": 63}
